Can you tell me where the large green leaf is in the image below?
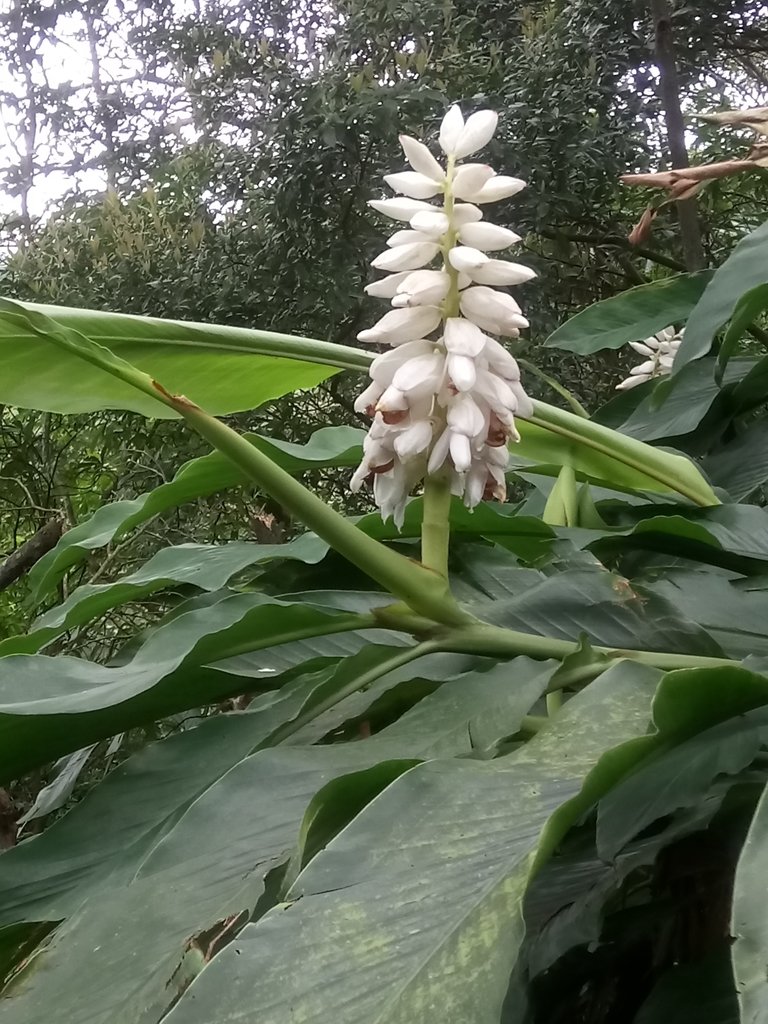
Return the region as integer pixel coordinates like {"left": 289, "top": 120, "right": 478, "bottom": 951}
{"left": 3, "top": 537, "right": 329, "bottom": 656}
{"left": 544, "top": 272, "right": 713, "bottom": 354}
{"left": 27, "top": 425, "right": 365, "bottom": 602}
{"left": 642, "top": 570, "right": 768, "bottom": 659}
{"left": 0, "top": 658, "right": 552, "bottom": 1023}
{"left": 0, "top": 301, "right": 369, "bottom": 415}
{"left": 703, "top": 420, "right": 768, "bottom": 500}
{"left": 675, "top": 219, "right": 768, "bottom": 371}
{"left": 732, "top": 780, "right": 768, "bottom": 1024}
{"left": 162, "top": 662, "right": 663, "bottom": 1024}
{"left": 0, "top": 592, "right": 380, "bottom": 781}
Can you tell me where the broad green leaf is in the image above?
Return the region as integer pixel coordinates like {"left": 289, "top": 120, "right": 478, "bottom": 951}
{"left": 616, "top": 357, "right": 756, "bottom": 441}
{"left": 0, "top": 657, "right": 553, "bottom": 1023}
{"left": 703, "top": 420, "right": 768, "bottom": 500}
{"left": 472, "top": 567, "right": 723, "bottom": 657}
{"left": 717, "top": 283, "right": 768, "bottom": 379}
{"left": 162, "top": 662, "right": 662, "bottom": 1024}
{"left": 643, "top": 570, "right": 768, "bottom": 659}
{"left": 0, "top": 592, "right": 378, "bottom": 782}
{"left": 597, "top": 704, "right": 768, "bottom": 859}
{"left": 3, "top": 537, "right": 329, "bottom": 656}
{"left": 732, "top": 781, "right": 768, "bottom": 1023}
{"left": 544, "top": 272, "right": 713, "bottom": 354}
{"left": 0, "top": 301, "right": 369, "bottom": 416}
{"left": 675, "top": 218, "right": 768, "bottom": 371}
{"left": 28, "top": 425, "right": 365, "bottom": 602}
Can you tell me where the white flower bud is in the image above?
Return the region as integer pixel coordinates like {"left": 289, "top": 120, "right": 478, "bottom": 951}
{"left": 452, "top": 204, "right": 483, "bottom": 225}
{"left": 358, "top": 306, "right": 441, "bottom": 345}
{"left": 462, "top": 175, "right": 526, "bottom": 203}
{"left": 370, "top": 340, "right": 433, "bottom": 383}
{"left": 392, "top": 351, "right": 445, "bottom": 393}
{"left": 369, "top": 198, "right": 435, "bottom": 221}
{"left": 394, "top": 419, "right": 433, "bottom": 459}
{"left": 384, "top": 171, "right": 443, "bottom": 199}
{"left": 439, "top": 105, "right": 465, "bottom": 155}
{"left": 443, "top": 318, "right": 487, "bottom": 356}
{"left": 386, "top": 229, "right": 433, "bottom": 248}
{"left": 448, "top": 246, "right": 489, "bottom": 273}
{"left": 469, "top": 260, "right": 537, "bottom": 286}
{"left": 452, "top": 164, "right": 496, "bottom": 200}
{"left": 409, "top": 210, "right": 450, "bottom": 237}
{"left": 371, "top": 242, "right": 440, "bottom": 273}
{"left": 393, "top": 269, "right": 451, "bottom": 307}
{"left": 399, "top": 135, "right": 446, "bottom": 182}
{"left": 458, "top": 222, "right": 521, "bottom": 250}
{"left": 450, "top": 433, "right": 473, "bottom": 472}
{"left": 447, "top": 393, "right": 485, "bottom": 437}
{"left": 365, "top": 272, "right": 411, "bottom": 298}
{"left": 447, "top": 353, "right": 477, "bottom": 391}
{"left": 452, "top": 110, "right": 498, "bottom": 158}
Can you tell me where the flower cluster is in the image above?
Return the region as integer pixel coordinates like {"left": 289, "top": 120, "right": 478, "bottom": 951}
{"left": 615, "top": 326, "right": 684, "bottom": 391}
{"left": 351, "top": 105, "right": 534, "bottom": 527}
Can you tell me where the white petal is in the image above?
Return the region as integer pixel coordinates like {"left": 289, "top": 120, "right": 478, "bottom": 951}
{"left": 452, "top": 163, "right": 496, "bottom": 200}
{"left": 365, "top": 272, "right": 411, "bottom": 298}
{"left": 447, "top": 393, "right": 485, "bottom": 437}
{"left": 656, "top": 326, "right": 676, "bottom": 343}
{"left": 384, "top": 171, "right": 443, "bottom": 199}
{"left": 509, "top": 381, "right": 534, "bottom": 419}
{"left": 358, "top": 306, "right": 441, "bottom": 345}
{"left": 354, "top": 380, "right": 384, "bottom": 413}
{"left": 474, "top": 368, "right": 517, "bottom": 413}
{"left": 386, "top": 229, "right": 432, "bottom": 247}
{"left": 464, "top": 463, "right": 486, "bottom": 507}
{"left": 371, "top": 242, "right": 440, "bottom": 273}
{"left": 657, "top": 353, "right": 675, "bottom": 370}
{"left": 469, "top": 260, "right": 537, "bottom": 286}
{"left": 464, "top": 175, "right": 526, "bottom": 203}
{"left": 409, "top": 210, "right": 449, "bottom": 237}
{"left": 447, "top": 353, "right": 477, "bottom": 391}
{"left": 370, "top": 340, "right": 433, "bottom": 383}
{"left": 376, "top": 385, "right": 409, "bottom": 412}
{"left": 641, "top": 334, "right": 661, "bottom": 350}
{"left": 460, "top": 286, "right": 529, "bottom": 334}
{"left": 628, "top": 340, "right": 655, "bottom": 357}
{"left": 448, "top": 245, "right": 489, "bottom": 273}
{"left": 392, "top": 351, "right": 445, "bottom": 392}
{"left": 458, "top": 222, "right": 521, "bottom": 250}
{"left": 427, "top": 427, "right": 452, "bottom": 474}
{"left": 452, "top": 203, "right": 483, "bottom": 225}
{"left": 450, "top": 433, "right": 472, "bottom": 472}
{"left": 453, "top": 110, "right": 498, "bottom": 158}
{"left": 369, "top": 198, "right": 435, "bottom": 221}
{"left": 394, "top": 419, "right": 433, "bottom": 459}
{"left": 615, "top": 373, "right": 650, "bottom": 391}
{"left": 630, "top": 360, "right": 656, "bottom": 376}
{"left": 443, "top": 317, "right": 487, "bottom": 356}
{"left": 483, "top": 336, "right": 521, "bottom": 379}
{"left": 439, "top": 105, "right": 465, "bottom": 155}
{"left": 394, "top": 269, "right": 451, "bottom": 307}
{"left": 399, "top": 135, "right": 445, "bottom": 182}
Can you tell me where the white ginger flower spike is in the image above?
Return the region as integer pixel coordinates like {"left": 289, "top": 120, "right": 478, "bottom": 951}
{"left": 353, "top": 104, "right": 535, "bottom": 528}
{"left": 615, "top": 326, "right": 685, "bottom": 391}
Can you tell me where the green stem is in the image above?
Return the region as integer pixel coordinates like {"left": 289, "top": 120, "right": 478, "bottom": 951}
{"left": 517, "top": 358, "right": 590, "bottom": 418}
{"left": 435, "top": 621, "right": 736, "bottom": 674}
{"left": 267, "top": 640, "right": 442, "bottom": 745}
{"left": 527, "top": 400, "right": 719, "bottom": 507}
{"left": 420, "top": 473, "right": 453, "bottom": 577}
{"left": 174, "top": 398, "right": 470, "bottom": 626}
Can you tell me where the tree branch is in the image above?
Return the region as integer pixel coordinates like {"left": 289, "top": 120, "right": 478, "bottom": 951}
{"left": 0, "top": 518, "right": 63, "bottom": 592}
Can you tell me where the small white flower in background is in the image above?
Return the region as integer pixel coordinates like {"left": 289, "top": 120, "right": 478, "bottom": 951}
{"left": 615, "top": 326, "right": 684, "bottom": 391}
{"left": 352, "top": 104, "right": 535, "bottom": 527}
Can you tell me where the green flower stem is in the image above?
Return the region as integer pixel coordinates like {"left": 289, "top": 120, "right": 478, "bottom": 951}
{"left": 517, "top": 358, "right": 590, "bottom": 419}
{"left": 527, "top": 400, "right": 719, "bottom": 507}
{"left": 267, "top": 640, "right": 443, "bottom": 746}
{"left": 169, "top": 397, "right": 471, "bottom": 626}
{"left": 434, "top": 621, "right": 736, "bottom": 674}
{"left": 420, "top": 472, "right": 453, "bottom": 578}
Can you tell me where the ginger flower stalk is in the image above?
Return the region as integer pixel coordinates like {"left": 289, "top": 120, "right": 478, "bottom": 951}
{"left": 352, "top": 104, "right": 535, "bottom": 527}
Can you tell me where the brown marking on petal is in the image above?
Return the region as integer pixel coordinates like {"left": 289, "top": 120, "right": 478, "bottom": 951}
{"left": 482, "top": 477, "right": 506, "bottom": 502}
{"left": 363, "top": 404, "right": 377, "bottom": 418}
{"left": 371, "top": 459, "right": 395, "bottom": 474}
{"left": 380, "top": 409, "right": 408, "bottom": 425}
{"left": 486, "top": 414, "right": 509, "bottom": 447}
